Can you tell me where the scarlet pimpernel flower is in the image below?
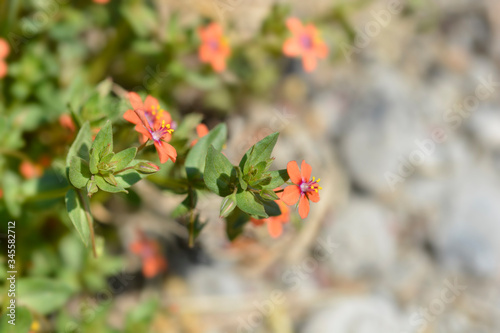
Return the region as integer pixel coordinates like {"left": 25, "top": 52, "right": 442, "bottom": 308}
{"left": 282, "top": 18, "right": 328, "bottom": 72}
{"left": 282, "top": 160, "right": 321, "bottom": 219}
{"left": 130, "top": 230, "right": 167, "bottom": 278}
{"left": 123, "top": 92, "right": 177, "bottom": 164}
{"left": 0, "top": 38, "right": 10, "bottom": 79}
{"left": 198, "top": 23, "right": 230, "bottom": 72}
{"left": 251, "top": 191, "right": 290, "bottom": 238}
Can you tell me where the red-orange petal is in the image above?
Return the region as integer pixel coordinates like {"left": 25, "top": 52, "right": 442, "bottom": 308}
{"left": 281, "top": 185, "right": 301, "bottom": 206}
{"left": 307, "top": 190, "right": 320, "bottom": 203}
{"left": 124, "top": 109, "right": 141, "bottom": 126}
{"left": 154, "top": 141, "right": 177, "bottom": 164}
{"left": 267, "top": 219, "right": 283, "bottom": 238}
{"left": 199, "top": 45, "right": 212, "bottom": 62}
{"left": 143, "top": 95, "right": 159, "bottom": 112}
{"left": 314, "top": 41, "right": 328, "bottom": 58}
{"left": 211, "top": 54, "right": 226, "bottom": 72}
{"left": 287, "top": 160, "right": 302, "bottom": 184}
{"left": 298, "top": 194, "right": 310, "bottom": 219}
{"left": 286, "top": 17, "right": 304, "bottom": 35}
{"left": 134, "top": 110, "right": 152, "bottom": 132}
{"left": 128, "top": 92, "right": 144, "bottom": 110}
{"left": 300, "top": 160, "right": 312, "bottom": 181}
{"left": 283, "top": 38, "right": 302, "bottom": 57}
{"left": 302, "top": 53, "right": 317, "bottom": 72}
{"left": 0, "top": 39, "right": 10, "bottom": 59}
{"left": 196, "top": 124, "right": 209, "bottom": 137}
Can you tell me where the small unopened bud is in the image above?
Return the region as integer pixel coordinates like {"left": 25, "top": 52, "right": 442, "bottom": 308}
{"left": 134, "top": 161, "right": 160, "bottom": 174}
{"left": 260, "top": 189, "right": 279, "bottom": 201}
{"left": 87, "top": 179, "right": 98, "bottom": 197}
{"left": 220, "top": 193, "right": 236, "bottom": 218}
{"left": 103, "top": 174, "right": 117, "bottom": 186}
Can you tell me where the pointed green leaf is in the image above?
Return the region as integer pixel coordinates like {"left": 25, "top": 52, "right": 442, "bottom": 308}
{"left": 235, "top": 190, "right": 268, "bottom": 218}
{"left": 91, "top": 120, "right": 113, "bottom": 157}
{"left": 95, "top": 175, "right": 128, "bottom": 193}
{"left": 204, "top": 145, "right": 236, "bottom": 196}
{"left": 17, "top": 278, "right": 74, "bottom": 315}
{"left": 225, "top": 208, "right": 250, "bottom": 241}
{"left": 260, "top": 189, "right": 279, "bottom": 201}
{"left": 69, "top": 157, "right": 91, "bottom": 189}
{"left": 65, "top": 189, "right": 90, "bottom": 246}
{"left": 259, "top": 169, "right": 290, "bottom": 190}
{"left": 185, "top": 123, "right": 227, "bottom": 182}
{"left": 239, "top": 132, "right": 279, "bottom": 174}
{"left": 111, "top": 147, "right": 137, "bottom": 171}
{"left": 66, "top": 121, "right": 92, "bottom": 166}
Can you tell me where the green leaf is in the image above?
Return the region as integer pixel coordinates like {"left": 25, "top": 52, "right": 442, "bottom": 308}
{"left": 89, "top": 148, "right": 98, "bottom": 174}
{"left": 66, "top": 121, "right": 92, "bottom": 166}
{"left": 235, "top": 190, "right": 268, "bottom": 218}
{"left": 68, "top": 156, "right": 91, "bottom": 189}
{"left": 260, "top": 196, "right": 282, "bottom": 217}
{"left": 65, "top": 189, "right": 90, "bottom": 247}
{"left": 111, "top": 147, "right": 137, "bottom": 171}
{"left": 225, "top": 208, "right": 250, "bottom": 241}
{"left": 18, "top": 278, "right": 74, "bottom": 315}
{"left": 0, "top": 306, "right": 32, "bottom": 333}
{"left": 204, "top": 145, "right": 236, "bottom": 196}
{"left": 91, "top": 120, "right": 113, "bottom": 158}
{"left": 259, "top": 169, "right": 290, "bottom": 190}
{"left": 95, "top": 175, "right": 128, "bottom": 193}
{"left": 103, "top": 173, "right": 118, "bottom": 186}
{"left": 239, "top": 132, "right": 279, "bottom": 174}
{"left": 185, "top": 123, "right": 227, "bottom": 182}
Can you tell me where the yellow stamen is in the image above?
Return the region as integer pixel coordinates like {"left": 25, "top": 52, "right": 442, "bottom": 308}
{"left": 317, "top": 178, "right": 321, "bottom": 182}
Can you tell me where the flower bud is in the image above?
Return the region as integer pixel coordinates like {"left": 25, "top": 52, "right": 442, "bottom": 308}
{"left": 134, "top": 161, "right": 160, "bottom": 174}
{"left": 87, "top": 179, "right": 98, "bottom": 197}
{"left": 260, "top": 189, "right": 279, "bottom": 201}
{"left": 220, "top": 193, "right": 236, "bottom": 218}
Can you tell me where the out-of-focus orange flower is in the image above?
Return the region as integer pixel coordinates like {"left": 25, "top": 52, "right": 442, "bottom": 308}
{"left": 198, "top": 23, "right": 230, "bottom": 72}
{"left": 191, "top": 123, "right": 209, "bottom": 146}
{"left": 281, "top": 160, "right": 322, "bottom": 219}
{"left": 93, "top": 0, "right": 110, "bottom": 4}
{"left": 59, "top": 114, "right": 76, "bottom": 132}
{"left": 251, "top": 192, "right": 290, "bottom": 238}
{"left": 20, "top": 160, "right": 44, "bottom": 179}
{"left": 282, "top": 18, "right": 328, "bottom": 72}
{"left": 0, "top": 38, "right": 10, "bottom": 79}
{"left": 124, "top": 92, "right": 176, "bottom": 164}
{"left": 130, "top": 230, "right": 167, "bottom": 278}
{"left": 0, "top": 188, "right": 3, "bottom": 199}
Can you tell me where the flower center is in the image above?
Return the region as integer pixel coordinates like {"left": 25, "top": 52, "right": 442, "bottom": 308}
{"left": 300, "top": 34, "right": 313, "bottom": 49}
{"left": 208, "top": 39, "right": 219, "bottom": 51}
{"left": 300, "top": 177, "right": 322, "bottom": 194}
{"left": 152, "top": 120, "right": 174, "bottom": 142}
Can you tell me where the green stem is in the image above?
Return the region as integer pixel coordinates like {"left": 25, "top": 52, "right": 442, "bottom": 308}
{"left": 113, "top": 166, "right": 135, "bottom": 175}
{"left": 137, "top": 140, "right": 151, "bottom": 153}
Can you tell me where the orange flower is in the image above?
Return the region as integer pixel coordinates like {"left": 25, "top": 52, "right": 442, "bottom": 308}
{"left": 59, "top": 114, "right": 76, "bottom": 132}
{"left": 281, "top": 160, "right": 322, "bottom": 219}
{"left": 0, "top": 38, "right": 10, "bottom": 79}
{"left": 0, "top": 188, "right": 3, "bottom": 199}
{"left": 198, "top": 23, "right": 230, "bottom": 72}
{"left": 191, "top": 123, "right": 209, "bottom": 146}
{"left": 282, "top": 18, "right": 328, "bottom": 72}
{"left": 20, "top": 160, "right": 43, "bottom": 179}
{"left": 130, "top": 230, "right": 167, "bottom": 278}
{"left": 123, "top": 92, "right": 177, "bottom": 164}
{"left": 251, "top": 193, "right": 290, "bottom": 238}
{"left": 93, "top": 0, "right": 110, "bottom": 4}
